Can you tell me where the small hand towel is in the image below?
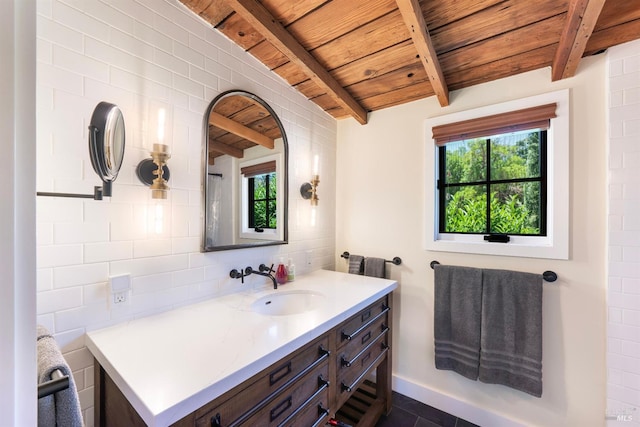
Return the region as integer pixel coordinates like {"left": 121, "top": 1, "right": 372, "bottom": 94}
{"left": 433, "top": 265, "right": 483, "bottom": 380}
{"left": 478, "top": 268, "right": 543, "bottom": 397}
{"left": 348, "top": 254, "right": 364, "bottom": 275}
{"left": 364, "top": 257, "right": 386, "bottom": 278}
{"left": 37, "top": 325, "right": 84, "bottom": 427}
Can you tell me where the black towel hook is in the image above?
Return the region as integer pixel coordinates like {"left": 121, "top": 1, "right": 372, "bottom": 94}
{"left": 429, "top": 260, "right": 557, "bottom": 283}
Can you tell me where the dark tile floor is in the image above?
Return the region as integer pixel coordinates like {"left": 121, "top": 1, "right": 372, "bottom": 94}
{"left": 375, "top": 392, "right": 480, "bottom": 427}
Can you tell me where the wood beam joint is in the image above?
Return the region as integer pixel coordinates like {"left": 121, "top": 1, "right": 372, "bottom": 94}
{"left": 396, "top": 0, "right": 449, "bottom": 107}
{"left": 225, "top": 0, "right": 369, "bottom": 124}
{"left": 552, "top": 0, "right": 606, "bottom": 81}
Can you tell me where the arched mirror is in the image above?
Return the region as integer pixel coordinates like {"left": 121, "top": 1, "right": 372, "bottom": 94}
{"left": 202, "top": 90, "right": 288, "bottom": 251}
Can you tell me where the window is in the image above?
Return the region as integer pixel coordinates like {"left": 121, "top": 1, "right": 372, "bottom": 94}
{"left": 247, "top": 172, "right": 277, "bottom": 230}
{"left": 425, "top": 90, "right": 569, "bottom": 260}
{"left": 438, "top": 129, "right": 547, "bottom": 236}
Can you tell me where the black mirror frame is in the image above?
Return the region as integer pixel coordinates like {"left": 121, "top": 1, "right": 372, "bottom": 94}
{"left": 36, "top": 101, "right": 126, "bottom": 200}
{"left": 88, "top": 101, "right": 126, "bottom": 197}
{"left": 201, "top": 90, "right": 289, "bottom": 252}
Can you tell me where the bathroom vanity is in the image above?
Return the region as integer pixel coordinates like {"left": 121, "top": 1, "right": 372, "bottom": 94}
{"left": 86, "top": 269, "right": 397, "bottom": 426}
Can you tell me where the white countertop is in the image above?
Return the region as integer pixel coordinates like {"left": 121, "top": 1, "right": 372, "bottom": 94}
{"left": 85, "top": 269, "right": 397, "bottom": 426}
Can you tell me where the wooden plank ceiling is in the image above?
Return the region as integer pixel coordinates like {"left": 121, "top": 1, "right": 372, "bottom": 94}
{"left": 182, "top": 0, "right": 640, "bottom": 125}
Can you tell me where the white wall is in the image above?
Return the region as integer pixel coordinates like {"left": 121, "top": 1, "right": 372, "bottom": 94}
{"left": 337, "top": 56, "right": 608, "bottom": 425}
{"left": 1, "top": 1, "right": 37, "bottom": 426}
{"left": 607, "top": 38, "right": 640, "bottom": 425}
{"left": 35, "top": 0, "right": 336, "bottom": 424}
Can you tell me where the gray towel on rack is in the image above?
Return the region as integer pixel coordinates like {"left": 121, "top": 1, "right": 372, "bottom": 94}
{"left": 479, "top": 269, "right": 543, "bottom": 397}
{"left": 37, "top": 325, "right": 83, "bottom": 427}
{"left": 433, "top": 265, "right": 483, "bottom": 380}
{"left": 348, "top": 254, "right": 364, "bottom": 275}
{"left": 364, "top": 257, "right": 386, "bottom": 278}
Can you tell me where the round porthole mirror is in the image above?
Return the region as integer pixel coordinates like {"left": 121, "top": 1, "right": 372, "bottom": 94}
{"left": 88, "top": 101, "right": 126, "bottom": 197}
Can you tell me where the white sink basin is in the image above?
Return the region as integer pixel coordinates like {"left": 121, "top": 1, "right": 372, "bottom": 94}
{"left": 251, "top": 290, "right": 325, "bottom": 316}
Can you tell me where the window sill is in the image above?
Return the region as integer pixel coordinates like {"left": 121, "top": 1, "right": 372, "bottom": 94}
{"left": 426, "top": 236, "right": 568, "bottom": 260}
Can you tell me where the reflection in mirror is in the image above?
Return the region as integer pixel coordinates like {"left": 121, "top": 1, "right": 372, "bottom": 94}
{"left": 202, "top": 90, "right": 288, "bottom": 251}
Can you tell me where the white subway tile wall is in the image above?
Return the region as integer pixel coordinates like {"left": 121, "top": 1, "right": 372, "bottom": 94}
{"left": 35, "top": 0, "right": 337, "bottom": 424}
{"left": 608, "top": 39, "right": 640, "bottom": 425}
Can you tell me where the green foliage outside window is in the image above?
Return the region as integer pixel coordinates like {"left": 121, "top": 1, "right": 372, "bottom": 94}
{"left": 441, "top": 130, "right": 544, "bottom": 235}
{"left": 250, "top": 173, "right": 277, "bottom": 229}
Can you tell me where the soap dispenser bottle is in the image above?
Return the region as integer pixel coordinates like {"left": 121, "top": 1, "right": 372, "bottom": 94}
{"left": 287, "top": 258, "right": 295, "bottom": 282}
{"left": 275, "top": 257, "right": 288, "bottom": 285}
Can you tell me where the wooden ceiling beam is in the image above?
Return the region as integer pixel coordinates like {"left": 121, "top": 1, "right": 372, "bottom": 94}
{"left": 209, "top": 111, "right": 274, "bottom": 149}
{"left": 208, "top": 139, "right": 245, "bottom": 158}
{"left": 552, "top": 0, "right": 606, "bottom": 81}
{"left": 396, "top": 0, "right": 449, "bottom": 107}
{"left": 224, "top": 0, "right": 369, "bottom": 125}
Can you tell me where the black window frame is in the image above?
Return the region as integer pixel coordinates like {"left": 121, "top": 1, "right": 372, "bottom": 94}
{"left": 437, "top": 129, "right": 548, "bottom": 237}
{"left": 248, "top": 172, "right": 277, "bottom": 230}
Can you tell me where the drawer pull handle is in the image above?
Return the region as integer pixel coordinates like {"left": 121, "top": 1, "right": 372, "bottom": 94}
{"left": 361, "top": 309, "right": 371, "bottom": 322}
{"left": 269, "top": 361, "right": 292, "bottom": 385}
{"left": 270, "top": 396, "right": 292, "bottom": 422}
{"left": 341, "top": 305, "right": 390, "bottom": 341}
{"left": 341, "top": 346, "right": 389, "bottom": 393}
{"left": 341, "top": 326, "right": 389, "bottom": 367}
{"left": 311, "top": 404, "right": 331, "bottom": 427}
{"left": 210, "top": 413, "right": 221, "bottom": 427}
{"left": 276, "top": 375, "right": 330, "bottom": 427}
{"left": 228, "top": 344, "right": 330, "bottom": 427}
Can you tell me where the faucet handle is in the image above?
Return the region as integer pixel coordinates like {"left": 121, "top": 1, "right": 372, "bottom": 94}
{"left": 259, "top": 263, "right": 274, "bottom": 273}
{"left": 229, "top": 269, "right": 245, "bottom": 284}
{"left": 244, "top": 266, "right": 254, "bottom": 275}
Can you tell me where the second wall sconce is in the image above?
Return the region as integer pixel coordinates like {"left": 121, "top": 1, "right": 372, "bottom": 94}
{"left": 300, "top": 154, "right": 320, "bottom": 206}
{"left": 136, "top": 144, "right": 171, "bottom": 199}
{"left": 137, "top": 107, "right": 171, "bottom": 199}
{"left": 300, "top": 175, "right": 320, "bottom": 206}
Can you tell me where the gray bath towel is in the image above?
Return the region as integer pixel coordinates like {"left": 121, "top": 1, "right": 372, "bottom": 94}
{"left": 433, "top": 265, "right": 483, "bottom": 380}
{"left": 364, "top": 257, "right": 386, "bottom": 278}
{"left": 479, "top": 269, "right": 543, "bottom": 397}
{"left": 348, "top": 254, "right": 364, "bottom": 275}
{"left": 37, "top": 325, "right": 83, "bottom": 427}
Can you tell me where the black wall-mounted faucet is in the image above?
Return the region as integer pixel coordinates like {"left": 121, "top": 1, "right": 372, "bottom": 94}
{"left": 249, "top": 264, "right": 278, "bottom": 289}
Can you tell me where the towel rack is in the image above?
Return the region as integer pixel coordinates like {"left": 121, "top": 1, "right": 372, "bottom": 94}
{"left": 429, "top": 260, "right": 557, "bottom": 282}
{"left": 38, "top": 369, "right": 70, "bottom": 399}
{"left": 341, "top": 251, "right": 402, "bottom": 266}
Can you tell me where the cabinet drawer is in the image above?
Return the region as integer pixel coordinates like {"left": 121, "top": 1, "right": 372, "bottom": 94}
{"left": 243, "top": 363, "right": 329, "bottom": 427}
{"left": 338, "top": 329, "right": 388, "bottom": 399}
{"left": 338, "top": 313, "right": 388, "bottom": 373}
{"left": 337, "top": 296, "right": 389, "bottom": 349}
{"left": 195, "top": 336, "right": 330, "bottom": 426}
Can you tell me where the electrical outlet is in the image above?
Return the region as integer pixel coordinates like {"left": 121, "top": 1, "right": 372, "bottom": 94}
{"left": 113, "top": 291, "right": 127, "bottom": 304}
{"left": 305, "top": 250, "right": 313, "bottom": 267}
{"left": 109, "top": 274, "right": 131, "bottom": 308}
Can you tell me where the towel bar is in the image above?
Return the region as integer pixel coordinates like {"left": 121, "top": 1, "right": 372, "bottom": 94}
{"left": 38, "top": 369, "right": 70, "bottom": 399}
{"left": 429, "top": 260, "right": 557, "bottom": 282}
{"left": 341, "top": 251, "right": 401, "bottom": 266}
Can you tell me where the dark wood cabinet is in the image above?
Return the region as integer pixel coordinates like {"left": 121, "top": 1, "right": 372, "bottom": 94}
{"left": 94, "top": 293, "right": 393, "bottom": 427}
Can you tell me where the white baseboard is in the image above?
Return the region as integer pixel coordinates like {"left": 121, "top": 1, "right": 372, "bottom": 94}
{"left": 392, "top": 374, "right": 527, "bottom": 427}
